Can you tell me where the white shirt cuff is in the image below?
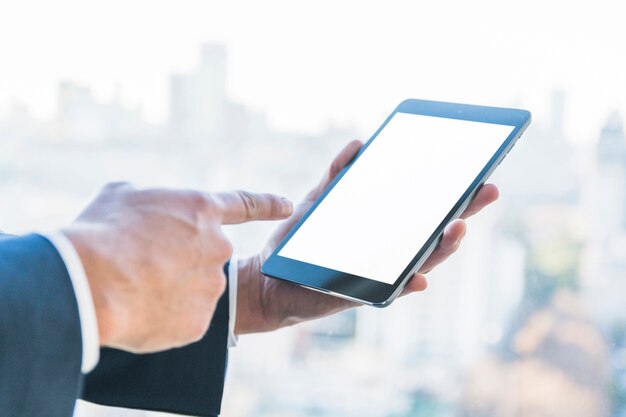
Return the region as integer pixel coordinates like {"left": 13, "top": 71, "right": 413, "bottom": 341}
{"left": 228, "top": 255, "right": 239, "bottom": 348}
{"left": 41, "top": 232, "right": 100, "bottom": 373}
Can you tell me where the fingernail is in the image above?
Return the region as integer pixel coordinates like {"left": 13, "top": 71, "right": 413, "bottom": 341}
{"left": 281, "top": 198, "right": 293, "bottom": 216}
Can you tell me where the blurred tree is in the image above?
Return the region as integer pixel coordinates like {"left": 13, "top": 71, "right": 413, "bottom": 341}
{"left": 462, "top": 290, "right": 609, "bottom": 417}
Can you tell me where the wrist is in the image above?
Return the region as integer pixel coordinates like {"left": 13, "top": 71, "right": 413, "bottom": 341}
{"left": 237, "top": 255, "right": 303, "bottom": 334}
{"left": 235, "top": 255, "right": 277, "bottom": 334}
{"left": 62, "top": 227, "right": 124, "bottom": 347}
{"left": 235, "top": 256, "right": 260, "bottom": 334}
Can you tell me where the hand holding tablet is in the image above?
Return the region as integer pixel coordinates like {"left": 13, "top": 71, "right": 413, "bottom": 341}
{"left": 235, "top": 99, "right": 530, "bottom": 333}
{"left": 262, "top": 99, "right": 531, "bottom": 306}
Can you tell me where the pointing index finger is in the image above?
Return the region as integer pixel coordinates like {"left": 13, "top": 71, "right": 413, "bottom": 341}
{"left": 216, "top": 190, "right": 293, "bottom": 224}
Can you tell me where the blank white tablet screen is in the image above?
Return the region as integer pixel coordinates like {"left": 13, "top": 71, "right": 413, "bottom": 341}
{"left": 278, "top": 112, "right": 515, "bottom": 284}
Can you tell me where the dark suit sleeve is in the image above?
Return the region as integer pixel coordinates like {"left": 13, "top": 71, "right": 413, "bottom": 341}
{"left": 82, "top": 265, "right": 230, "bottom": 417}
{"left": 0, "top": 234, "right": 83, "bottom": 417}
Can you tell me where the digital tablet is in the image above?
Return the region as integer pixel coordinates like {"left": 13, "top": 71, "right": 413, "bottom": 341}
{"left": 262, "top": 99, "right": 531, "bottom": 307}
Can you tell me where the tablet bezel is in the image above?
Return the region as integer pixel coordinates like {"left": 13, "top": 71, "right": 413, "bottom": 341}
{"left": 261, "top": 99, "right": 531, "bottom": 307}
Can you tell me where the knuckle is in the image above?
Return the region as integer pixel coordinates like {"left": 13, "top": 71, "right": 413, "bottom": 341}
{"left": 214, "top": 237, "right": 233, "bottom": 261}
{"left": 267, "top": 194, "right": 281, "bottom": 216}
{"left": 329, "top": 160, "right": 341, "bottom": 177}
{"left": 236, "top": 189, "right": 257, "bottom": 219}
{"left": 189, "top": 192, "right": 218, "bottom": 217}
{"left": 189, "top": 317, "right": 211, "bottom": 341}
{"left": 199, "top": 267, "right": 227, "bottom": 295}
{"left": 209, "top": 272, "right": 227, "bottom": 298}
{"left": 189, "top": 192, "right": 209, "bottom": 210}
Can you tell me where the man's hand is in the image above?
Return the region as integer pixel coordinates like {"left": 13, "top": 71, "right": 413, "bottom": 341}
{"left": 63, "top": 183, "right": 292, "bottom": 353}
{"left": 235, "top": 141, "right": 499, "bottom": 334}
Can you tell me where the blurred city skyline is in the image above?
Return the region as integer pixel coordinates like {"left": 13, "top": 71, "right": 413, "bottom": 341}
{"left": 1, "top": 0, "right": 625, "bottom": 143}
{"left": 2, "top": 40, "right": 620, "bottom": 417}
{"left": 0, "top": 40, "right": 622, "bottom": 150}
{"left": 3, "top": 4, "right": 626, "bottom": 415}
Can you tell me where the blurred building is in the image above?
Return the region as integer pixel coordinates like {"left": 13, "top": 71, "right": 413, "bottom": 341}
{"left": 581, "top": 112, "right": 626, "bottom": 325}
{"left": 595, "top": 113, "right": 626, "bottom": 234}
{"left": 0, "top": 102, "right": 45, "bottom": 143}
{"left": 169, "top": 44, "right": 227, "bottom": 144}
{"left": 496, "top": 91, "right": 578, "bottom": 211}
{"left": 56, "top": 82, "right": 149, "bottom": 143}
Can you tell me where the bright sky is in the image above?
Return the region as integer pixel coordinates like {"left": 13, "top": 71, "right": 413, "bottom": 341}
{"left": 0, "top": 0, "right": 624, "bottom": 143}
